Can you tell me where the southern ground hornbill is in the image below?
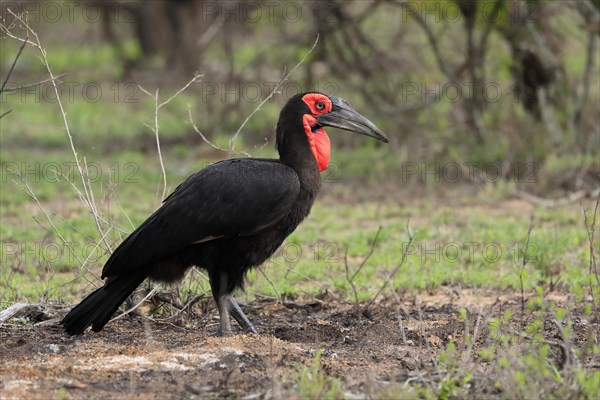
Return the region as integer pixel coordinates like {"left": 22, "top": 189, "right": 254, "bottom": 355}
{"left": 62, "top": 92, "right": 388, "bottom": 335}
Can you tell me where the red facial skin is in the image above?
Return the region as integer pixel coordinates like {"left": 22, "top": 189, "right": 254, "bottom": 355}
{"left": 301, "top": 93, "right": 332, "bottom": 172}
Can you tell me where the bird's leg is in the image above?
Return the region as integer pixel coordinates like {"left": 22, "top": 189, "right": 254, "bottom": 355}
{"left": 210, "top": 272, "right": 257, "bottom": 335}
{"left": 216, "top": 294, "right": 234, "bottom": 336}
{"left": 225, "top": 295, "right": 257, "bottom": 334}
{"left": 215, "top": 295, "right": 257, "bottom": 335}
{"left": 211, "top": 273, "right": 234, "bottom": 336}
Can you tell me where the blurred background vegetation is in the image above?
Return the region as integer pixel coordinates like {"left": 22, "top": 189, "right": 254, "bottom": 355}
{"left": 0, "top": 0, "right": 598, "bottom": 302}
{"left": 1, "top": 0, "right": 598, "bottom": 194}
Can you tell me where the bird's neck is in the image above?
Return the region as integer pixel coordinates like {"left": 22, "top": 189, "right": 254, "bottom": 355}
{"left": 281, "top": 150, "right": 322, "bottom": 192}
{"left": 276, "top": 127, "right": 322, "bottom": 194}
{"left": 302, "top": 115, "right": 331, "bottom": 172}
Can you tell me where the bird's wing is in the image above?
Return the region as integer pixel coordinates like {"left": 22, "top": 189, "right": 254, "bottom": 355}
{"left": 101, "top": 159, "right": 300, "bottom": 278}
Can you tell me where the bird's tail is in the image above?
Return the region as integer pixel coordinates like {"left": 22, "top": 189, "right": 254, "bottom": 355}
{"left": 61, "top": 273, "right": 146, "bottom": 335}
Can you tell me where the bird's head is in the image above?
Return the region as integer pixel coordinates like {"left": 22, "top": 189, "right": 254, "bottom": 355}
{"left": 276, "top": 92, "right": 389, "bottom": 172}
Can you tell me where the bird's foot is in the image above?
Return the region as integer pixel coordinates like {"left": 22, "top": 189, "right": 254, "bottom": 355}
{"left": 214, "top": 328, "right": 234, "bottom": 337}
{"left": 216, "top": 294, "right": 258, "bottom": 335}
{"left": 227, "top": 296, "right": 258, "bottom": 334}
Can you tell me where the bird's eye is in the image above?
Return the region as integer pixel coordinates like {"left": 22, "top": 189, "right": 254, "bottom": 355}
{"left": 315, "top": 101, "right": 325, "bottom": 111}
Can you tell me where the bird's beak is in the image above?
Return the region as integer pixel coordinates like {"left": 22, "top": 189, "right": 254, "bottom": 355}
{"left": 317, "top": 96, "right": 389, "bottom": 143}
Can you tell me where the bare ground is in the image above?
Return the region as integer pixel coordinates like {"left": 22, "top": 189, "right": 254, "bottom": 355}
{"left": 0, "top": 288, "right": 597, "bottom": 399}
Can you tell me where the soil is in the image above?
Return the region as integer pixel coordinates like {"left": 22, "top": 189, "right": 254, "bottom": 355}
{"left": 0, "top": 288, "right": 597, "bottom": 399}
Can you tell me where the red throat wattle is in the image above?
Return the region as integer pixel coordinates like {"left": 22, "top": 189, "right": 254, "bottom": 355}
{"left": 302, "top": 114, "right": 331, "bottom": 172}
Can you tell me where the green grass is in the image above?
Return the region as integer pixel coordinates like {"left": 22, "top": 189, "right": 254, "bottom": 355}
{"left": 377, "top": 301, "right": 600, "bottom": 400}
{"left": 0, "top": 76, "right": 595, "bottom": 301}
{"left": 0, "top": 71, "right": 596, "bottom": 303}
{"left": 251, "top": 199, "right": 590, "bottom": 298}
{"left": 0, "top": 137, "right": 594, "bottom": 303}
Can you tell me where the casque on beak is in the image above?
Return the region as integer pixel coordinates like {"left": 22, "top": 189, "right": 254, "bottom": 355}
{"left": 317, "top": 96, "right": 389, "bottom": 143}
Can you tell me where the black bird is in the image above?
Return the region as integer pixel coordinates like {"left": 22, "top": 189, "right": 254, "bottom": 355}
{"left": 62, "top": 92, "right": 388, "bottom": 336}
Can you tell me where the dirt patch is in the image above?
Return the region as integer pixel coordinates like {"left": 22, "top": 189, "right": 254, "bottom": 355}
{"left": 0, "top": 288, "right": 597, "bottom": 399}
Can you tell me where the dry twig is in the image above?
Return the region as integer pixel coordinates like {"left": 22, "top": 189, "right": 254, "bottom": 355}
{"left": 344, "top": 227, "right": 383, "bottom": 319}
{"left": 138, "top": 73, "right": 203, "bottom": 202}
{"left": 519, "top": 216, "right": 535, "bottom": 315}
{"left": 368, "top": 219, "right": 413, "bottom": 308}
{"left": 0, "top": 29, "right": 27, "bottom": 119}
{"left": 257, "top": 266, "right": 283, "bottom": 305}
{"left": 187, "top": 35, "right": 319, "bottom": 158}
{"left": 228, "top": 35, "right": 320, "bottom": 153}
{"left": 582, "top": 193, "right": 600, "bottom": 320}
{"left": 1, "top": 10, "right": 114, "bottom": 259}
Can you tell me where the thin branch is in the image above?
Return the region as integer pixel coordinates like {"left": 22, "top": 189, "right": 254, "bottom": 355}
{"left": 196, "top": 16, "right": 225, "bottom": 49}
{"left": 9, "top": 173, "right": 100, "bottom": 283}
{"left": 390, "top": 289, "right": 408, "bottom": 344}
{"left": 351, "top": 227, "right": 383, "bottom": 282}
{"left": 582, "top": 193, "right": 600, "bottom": 320}
{"left": 187, "top": 105, "right": 230, "bottom": 153}
{"left": 414, "top": 299, "right": 444, "bottom": 385}
{"left": 2, "top": 73, "right": 67, "bottom": 93}
{"left": 158, "top": 73, "right": 202, "bottom": 109}
{"left": 513, "top": 188, "right": 600, "bottom": 208}
{"left": 572, "top": 30, "right": 597, "bottom": 128}
{"left": 149, "top": 268, "right": 205, "bottom": 321}
{"left": 343, "top": 249, "right": 357, "bottom": 316}
{"left": 151, "top": 293, "right": 185, "bottom": 310}
{"left": 394, "top": 1, "right": 457, "bottom": 82}
{"left": 111, "top": 285, "right": 161, "bottom": 322}
{"left": 111, "top": 187, "right": 136, "bottom": 231}
{"left": 464, "top": 307, "right": 483, "bottom": 361}
{"left": 368, "top": 219, "right": 413, "bottom": 307}
{"left": 78, "top": 229, "right": 112, "bottom": 273}
{"left": 584, "top": 194, "right": 600, "bottom": 284}
{"left": 83, "top": 156, "right": 112, "bottom": 253}
{"left": 228, "top": 35, "right": 320, "bottom": 153}
{"left": 0, "top": 18, "right": 40, "bottom": 49}
{"left": 257, "top": 266, "right": 282, "bottom": 304}
{"left": 153, "top": 89, "right": 166, "bottom": 201}
{"left": 138, "top": 86, "right": 167, "bottom": 202}
{"left": 46, "top": 166, "right": 129, "bottom": 236}
{"left": 138, "top": 73, "right": 202, "bottom": 202}
{"left": 2, "top": 10, "right": 106, "bottom": 248}
{"left": 519, "top": 216, "right": 535, "bottom": 315}
{"left": 180, "top": 293, "right": 206, "bottom": 313}
{"left": 173, "top": 36, "right": 318, "bottom": 160}
{"left": 0, "top": 31, "right": 27, "bottom": 94}
{"left": 268, "top": 257, "right": 326, "bottom": 292}
{"left": 477, "top": 0, "right": 503, "bottom": 59}
{"left": 345, "top": 227, "right": 383, "bottom": 319}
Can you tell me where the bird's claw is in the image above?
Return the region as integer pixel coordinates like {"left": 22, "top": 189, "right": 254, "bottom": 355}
{"left": 216, "top": 294, "right": 258, "bottom": 336}
{"left": 214, "top": 328, "right": 234, "bottom": 337}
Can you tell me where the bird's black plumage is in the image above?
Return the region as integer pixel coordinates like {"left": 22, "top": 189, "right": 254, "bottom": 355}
{"left": 62, "top": 92, "right": 388, "bottom": 335}
{"left": 103, "top": 159, "right": 302, "bottom": 280}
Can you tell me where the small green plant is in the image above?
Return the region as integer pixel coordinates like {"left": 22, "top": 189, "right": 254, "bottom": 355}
{"left": 487, "top": 301, "right": 599, "bottom": 400}
{"left": 293, "top": 349, "right": 343, "bottom": 400}
{"left": 436, "top": 342, "right": 474, "bottom": 400}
